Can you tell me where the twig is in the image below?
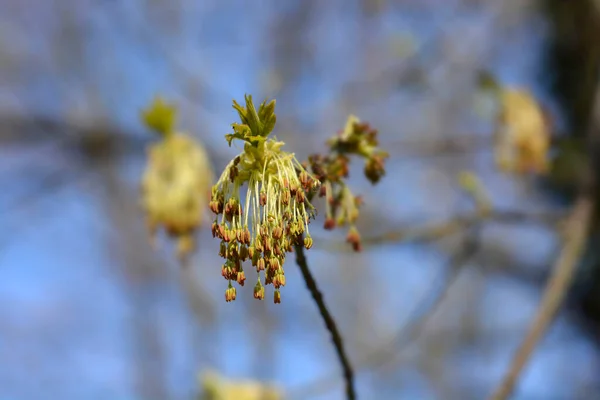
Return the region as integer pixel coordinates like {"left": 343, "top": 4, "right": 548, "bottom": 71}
{"left": 294, "top": 243, "right": 356, "bottom": 400}
{"left": 488, "top": 197, "right": 593, "bottom": 400}
{"left": 316, "top": 209, "right": 562, "bottom": 252}
{"left": 366, "top": 227, "right": 481, "bottom": 370}
{"left": 291, "top": 227, "right": 480, "bottom": 399}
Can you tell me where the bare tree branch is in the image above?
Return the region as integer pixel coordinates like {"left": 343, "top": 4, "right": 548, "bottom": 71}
{"left": 488, "top": 196, "right": 593, "bottom": 400}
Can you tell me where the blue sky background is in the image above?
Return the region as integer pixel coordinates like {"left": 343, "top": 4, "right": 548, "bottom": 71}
{"left": 0, "top": 1, "right": 599, "bottom": 399}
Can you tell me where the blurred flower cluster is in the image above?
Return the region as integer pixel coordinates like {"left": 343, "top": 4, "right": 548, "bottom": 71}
{"left": 140, "top": 97, "right": 213, "bottom": 262}
{"left": 210, "top": 95, "right": 320, "bottom": 303}
{"left": 198, "top": 370, "right": 282, "bottom": 400}
{"left": 494, "top": 87, "right": 550, "bottom": 175}
{"left": 305, "top": 115, "right": 388, "bottom": 252}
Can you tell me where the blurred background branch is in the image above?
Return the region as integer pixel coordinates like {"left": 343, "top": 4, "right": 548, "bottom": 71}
{"left": 2, "top": 1, "right": 600, "bottom": 399}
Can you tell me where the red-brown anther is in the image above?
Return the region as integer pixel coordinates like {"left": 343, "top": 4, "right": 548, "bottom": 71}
{"left": 265, "top": 273, "right": 273, "bottom": 286}
{"left": 324, "top": 217, "right": 336, "bottom": 230}
{"left": 236, "top": 270, "right": 246, "bottom": 286}
{"left": 283, "top": 210, "right": 292, "bottom": 221}
{"left": 281, "top": 189, "right": 291, "bottom": 205}
{"left": 229, "top": 165, "right": 238, "bottom": 182}
{"left": 273, "top": 244, "right": 282, "bottom": 257}
{"left": 341, "top": 162, "right": 349, "bottom": 177}
{"left": 222, "top": 229, "right": 231, "bottom": 243}
{"left": 274, "top": 289, "right": 281, "bottom": 304}
{"left": 264, "top": 237, "right": 272, "bottom": 253}
{"left": 273, "top": 273, "right": 286, "bottom": 288}
{"left": 260, "top": 225, "right": 269, "bottom": 237}
{"left": 366, "top": 130, "right": 377, "bottom": 146}
{"left": 295, "top": 189, "right": 305, "bottom": 203}
{"left": 236, "top": 229, "right": 243, "bottom": 243}
{"left": 233, "top": 259, "right": 241, "bottom": 273}
{"left": 346, "top": 227, "right": 362, "bottom": 252}
{"left": 365, "top": 156, "right": 386, "bottom": 183}
{"left": 211, "top": 221, "right": 219, "bottom": 238}
{"left": 221, "top": 264, "right": 229, "bottom": 279}
{"left": 253, "top": 281, "right": 265, "bottom": 300}
{"left": 319, "top": 185, "right": 327, "bottom": 197}
{"left": 304, "top": 179, "right": 314, "bottom": 192}
{"left": 250, "top": 247, "right": 257, "bottom": 264}
{"left": 355, "top": 122, "right": 368, "bottom": 132}
{"left": 272, "top": 226, "right": 283, "bottom": 240}
{"left": 210, "top": 200, "right": 221, "bottom": 215}
{"left": 290, "top": 184, "right": 298, "bottom": 196}
{"left": 255, "top": 237, "right": 264, "bottom": 252}
{"left": 257, "top": 257, "right": 266, "bottom": 272}
{"left": 282, "top": 177, "right": 289, "bottom": 188}
{"left": 269, "top": 257, "right": 280, "bottom": 271}
{"left": 233, "top": 199, "right": 242, "bottom": 216}
{"left": 225, "top": 285, "right": 237, "bottom": 302}
{"left": 259, "top": 191, "right": 267, "bottom": 206}
{"left": 299, "top": 171, "right": 309, "bottom": 187}
{"left": 243, "top": 228, "right": 251, "bottom": 245}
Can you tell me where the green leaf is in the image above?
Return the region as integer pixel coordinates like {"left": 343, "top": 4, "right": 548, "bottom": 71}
{"left": 227, "top": 94, "right": 278, "bottom": 146}
{"left": 258, "top": 99, "right": 276, "bottom": 135}
{"left": 141, "top": 96, "right": 177, "bottom": 135}
{"left": 232, "top": 99, "right": 249, "bottom": 126}
{"left": 231, "top": 123, "right": 251, "bottom": 138}
{"left": 243, "top": 94, "right": 263, "bottom": 137}
{"left": 262, "top": 114, "right": 276, "bottom": 136}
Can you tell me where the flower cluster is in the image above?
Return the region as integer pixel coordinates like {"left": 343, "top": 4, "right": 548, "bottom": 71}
{"left": 200, "top": 369, "right": 282, "bottom": 400}
{"left": 140, "top": 97, "right": 213, "bottom": 262}
{"left": 305, "top": 115, "right": 388, "bottom": 252}
{"left": 211, "top": 95, "right": 320, "bottom": 303}
{"left": 495, "top": 87, "right": 550, "bottom": 175}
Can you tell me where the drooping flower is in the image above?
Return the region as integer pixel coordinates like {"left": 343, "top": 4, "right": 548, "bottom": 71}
{"left": 211, "top": 95, "right": 320, "bottom": 303}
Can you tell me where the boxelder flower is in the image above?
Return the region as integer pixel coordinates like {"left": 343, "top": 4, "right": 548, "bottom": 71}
{"left": 211, "top": 95, "right": 320, "bottom": 303}
{"left": 140, "top": 96, "right": 213, "bottom": 262}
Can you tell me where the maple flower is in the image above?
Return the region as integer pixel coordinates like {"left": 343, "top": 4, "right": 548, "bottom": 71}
{"left": 211, "top": 95, "right": 320, "bottom": 303}
{"left": 140, "top": 96, "right": 213, "bottom": 261}
{"left": 306, "top": 114, "right": 388, "bottom": 252}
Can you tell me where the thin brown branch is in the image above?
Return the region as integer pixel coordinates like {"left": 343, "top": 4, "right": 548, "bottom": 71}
{"left": 488, "top": 196, "right": 593, "bottom": 400}
{"left": 294, "top": 243, "right": 356, "bottom": 400}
